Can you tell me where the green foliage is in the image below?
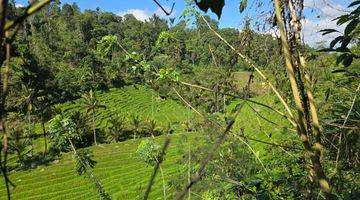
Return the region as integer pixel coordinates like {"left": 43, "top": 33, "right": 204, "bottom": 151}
{"left": 136, "top": 139, "right": 162, "bottom": 166}
{"left": 0, "top": 134, "right": 198, "bottom": 199}
{"left": 48, "top": 115, "right": 79, "bottom": 152}
{"left": 74, "top": 149, "right": 97, "bottom": 175}
{"left": 59, "top": 86, "right": 196, "bottom": 132}
{"left": 47, "top": 112, "right": 93, "bottom": 153}
{"left": 156, "top": 68, "right": 180, "bottom": 81}
{"left": 124, "top": 51, "right": 150, "bottom": 73}
{"left": 155, "top": 31, "right": 175, "bottom": 49}
{"left": 105, "top": 115, "right": 126, "bottom": 142}
{"left": 5, "top": 1, "right": 359, "bottom": 199}
{"left": 239, "top": 0, "right": 247, "bottom": 13}
{"left": 321, "top": 1, "right": 360, "bottom": 68}
{"left": 8, "top": 125, "right": 30, "bottom": 167}
{"left": 82, "top": 89, "right": 106, "bottom": 114}
{"left": 96, "top": 35, "right": 118, "bottom": 60}
{"left": 194, "top": 0, "right": 225, "bottom": 19}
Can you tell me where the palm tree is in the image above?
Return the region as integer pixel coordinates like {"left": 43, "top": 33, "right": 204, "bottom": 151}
{"left": 36, "top": 102, "right": 54, "bottom": 154}
{"left": 107, "top": 115, "right": 126, "bottom": 142}
{"left": 82, "top": 90, "right": 106, "bottom": 145}
{"left": 130, "top": 115, "right": 141, "bottom": 139}
{"left": 146, "top": 119, "right": 158, "bottom": 137}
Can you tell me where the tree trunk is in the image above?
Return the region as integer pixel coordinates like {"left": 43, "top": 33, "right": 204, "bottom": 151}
{"left": 92, "top": 113, "right": 97, "bottom": 145}
{"left": 41, "top": 121, "right": 47, "bottom": 154}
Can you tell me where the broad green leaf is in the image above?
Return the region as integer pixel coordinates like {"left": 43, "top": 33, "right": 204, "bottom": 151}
{"left": 329, "top": 36, "right": 343, "bottom": 49}
{"left": 240, "top": 0, "right": 247, "bottom": 13}
{"left": 344, "top": 19, "right": 359, "bottom": 36}
{"left": 348, "top": 0, "right": 360, "bottom": 7}
{"left": 320, "top": 29, "right": 339, "bottom": 35}
{"left": 331, "top": 69, "right": 347, "bottom": 73}
{"left": 335, "top": 14, "right": 350, "bottom": 25}
{"left": 342, "top": 55, "right": 354, "bottom": 67}
{"left": 194, "top": 0, "right": 225, "bottom": 19}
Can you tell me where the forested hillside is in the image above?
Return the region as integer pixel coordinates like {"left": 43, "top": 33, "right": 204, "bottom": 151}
{"left": 0, "top": 0, "right": 359, "bottom": 200}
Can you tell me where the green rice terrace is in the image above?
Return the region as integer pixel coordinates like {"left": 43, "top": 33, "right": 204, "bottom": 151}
{"left": 0, "top": 133, "right": 199, "bottom": 200}
{"left": 0, "top": 86, "right": 297, "bottom": 199}
{"left": 1, "top": 1, "right": 357, "bottom": 199}
{"left": 59, "top": 85, "right": 196, "bottom": 130}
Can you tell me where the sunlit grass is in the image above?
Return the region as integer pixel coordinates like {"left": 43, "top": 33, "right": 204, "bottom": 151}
{"left": 0, "top": 133, "right": 199, "bottom": 200}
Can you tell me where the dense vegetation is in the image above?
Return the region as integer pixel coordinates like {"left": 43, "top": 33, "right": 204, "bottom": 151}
{"left": 0, "top": 133, "right": 200, "bottom": 200}
{"left": 0, "top": 0, "right": 359, "bottom": 199}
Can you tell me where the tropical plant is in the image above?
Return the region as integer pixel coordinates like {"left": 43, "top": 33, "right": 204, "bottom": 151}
{"left": 82, "top": 90, "right": 106, "bottom": 145}
{"left": 48, "top": 114, "right": 79, "bottom": 153}
{"left": 8, "top": 127, "right": 30, "bottom": 168}
{"left": 106, "top": 115, "right": 126, "bottom": 142}
{"left": 320, "top": 1, "right": 360, "bottom": 68}
{"left": 130, "top": 115, "right": 142, "bottom": 139}
{"left": 136, "top": 139, "right": 162, "bottom": 166}
{"left": 146, "top": 119, "right": 159, "bottom": 137}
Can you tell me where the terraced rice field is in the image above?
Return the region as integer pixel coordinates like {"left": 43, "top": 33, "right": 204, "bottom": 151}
{"left": 1, "top": 88, "right": 298, "bottom": 199}
{"left": 0, "top": 133, "right": 199, "bottom": 200}
{"left": 59, "top": 85, "right": 196, "bottom": 130}
{"left": 226, "top": 95, "right": 298, "bottom": 155}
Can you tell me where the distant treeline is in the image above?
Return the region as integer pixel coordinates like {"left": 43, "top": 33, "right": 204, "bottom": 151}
{"left": 7, "top": 0, "right": 280, "bottom": 102}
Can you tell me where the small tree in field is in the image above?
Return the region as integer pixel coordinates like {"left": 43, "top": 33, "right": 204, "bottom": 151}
{"left": 106, "top": 115, "right": 126, "bottom": 142}
{"left": 136, "top": 139, "right": 162, "bottom": 166}
{"left": 82, "top": 90, "right": 105, "bottom": 145}
{"left": 130, "top": 115, "right": 142, "bottom": 139}
{"left": 146, "top": 119, "right": 158, "bottom": 137}
{"left": 137, "top": 138, "right": 167, "bottom": 199}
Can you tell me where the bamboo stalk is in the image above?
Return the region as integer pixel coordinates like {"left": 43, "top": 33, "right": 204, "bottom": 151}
{"left": 273, "top": 0, "right": 331, "bottom": 198}
{"left": 288, "top": 0, "right": 323, "bottom": 157}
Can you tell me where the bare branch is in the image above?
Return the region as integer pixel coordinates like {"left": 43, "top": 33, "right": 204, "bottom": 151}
{"left": 152, "top": 0, "right": 174, "bottom": 16}
{"left": 0, "top": 30, "right": 11, "bottom": 200}
{"left": 334, "top": 83, "right": 360, "bottom": 174}
{"left": 4, "top": 0, "right": 52, "bottom": 31}
{"left": 0, "top": 0, "right": 8, "bottom": 46}
{"left": 175, "top": 118, "right": 236, "bottom": 200}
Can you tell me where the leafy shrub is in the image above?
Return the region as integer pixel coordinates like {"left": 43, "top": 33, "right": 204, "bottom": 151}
{"left": 48, "top": 112, "right": 92, "bottom": 153}
{"left": 136, "top": 139, "right": 162, "bottom": 166}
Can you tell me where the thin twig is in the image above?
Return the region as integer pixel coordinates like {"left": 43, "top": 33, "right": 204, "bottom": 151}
{"left": 238, "top": 133, "right": 303, "bottom": 151}
{"left": 177, "top": 79, "right": 296, "bottom": 126}
{"left": 231, "top": 132, "right": 269, "bottom": 174}
{"left": 323, "top": 122, "right": 359, "bottom": 130}
{"left": 334, "top": 83, "right": 360, "bottom": 174}
{"left": 172, "top": 88, "right": 204, "bottom": 117}
{"left": 253, "top": 113, "right": 297, "bottom": 157}
{"left": 67, "top": 138, "right": 109, "bottom": 198}
{"left": 199, "top": 14, "right": 295, "bottom": 122}
{"left": 174, "top": 89, "right": 244, "bottom": 199}
{"left": 174, "top": 87, "right": 302, "bottom": 152}
{"left": 175, "top": 118, "right": 237, "bottom": 200}
{"left": 1, "top": 30, "right": 11, "bottom": 200}
{"left": 4, "top": 0, "right": 52, "bottom": 31}
{"left": 151, "top": 0, "right": 174, "bottom": 16}
{"left": 159, "top": 165, "right": 167, "bottom": 200}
